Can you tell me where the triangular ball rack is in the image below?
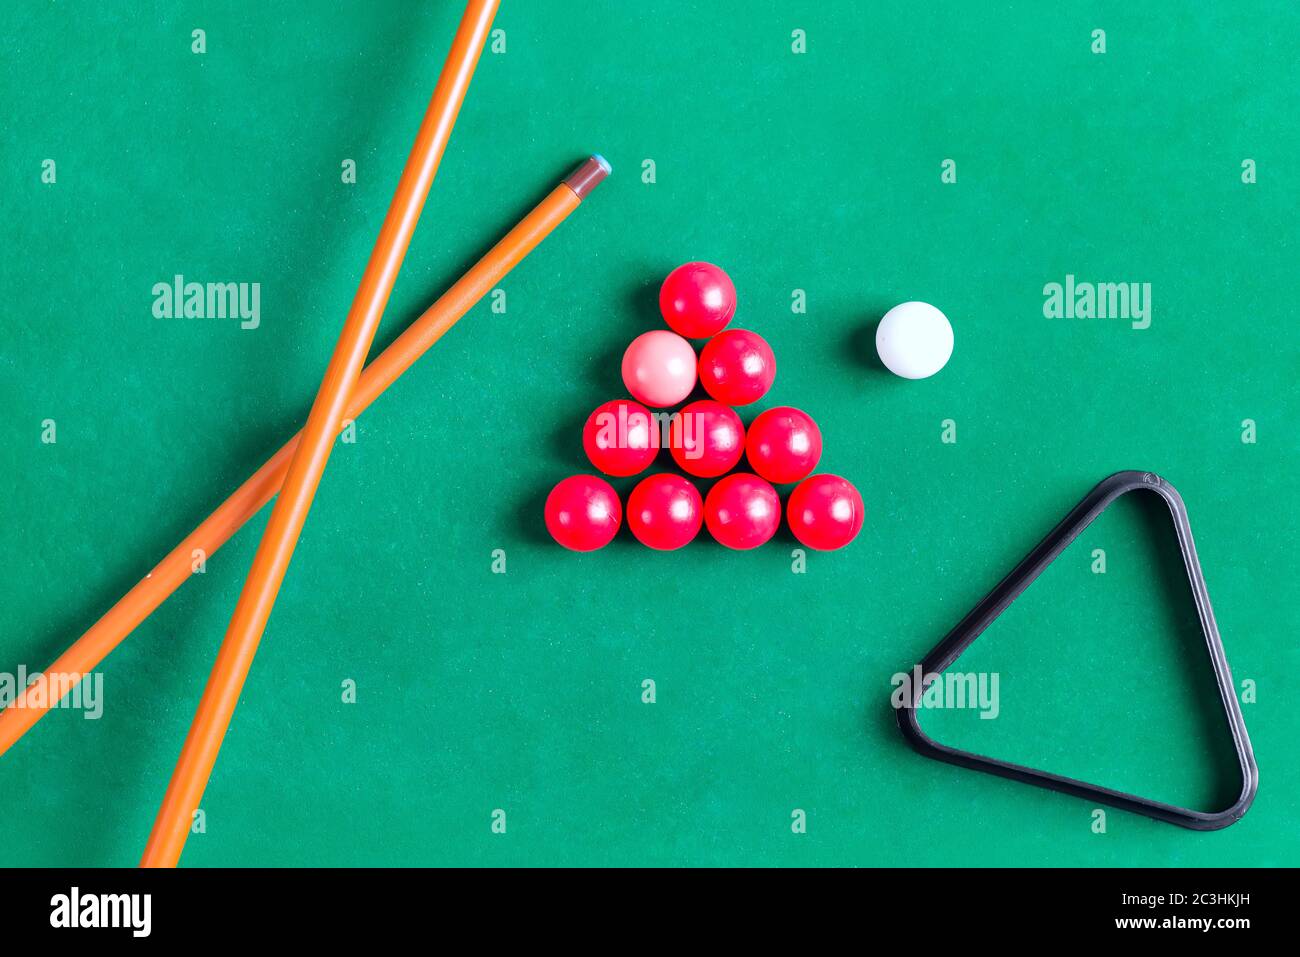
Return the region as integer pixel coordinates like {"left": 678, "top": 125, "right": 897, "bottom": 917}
{"left": 895, "top": 470, "right": 1258, "bottom": 830}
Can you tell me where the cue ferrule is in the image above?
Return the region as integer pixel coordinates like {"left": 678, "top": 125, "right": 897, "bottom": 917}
{"left": 564, "top": 154, "right": 612, "bottom": 199}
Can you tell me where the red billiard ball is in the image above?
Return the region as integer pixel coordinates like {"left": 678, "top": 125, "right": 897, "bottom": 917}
{"left": 697, "top": 329, "right": 776, "bottom": 406}
{"left": 704, "top": 473, "right": 781, "bottom": 550}
{"left": 627, "top": 473, "right": 704, "bottom": 550}
{"left": 582, "top": 398, "right": 660, "bottom": 477}
{"left": 668, "top": 399, "right": 744, "bottom": 478}
{"left": 545, "top": 475, "right": 622, "bottom": 551}
{"left": 745, "top": 406, "right": 822, "bottom": 484}
{"left": 787, "top": 474, "right": 864, "bottom": 551}
{"left": 659, "top": 261, "right": 737, "bottom": 339}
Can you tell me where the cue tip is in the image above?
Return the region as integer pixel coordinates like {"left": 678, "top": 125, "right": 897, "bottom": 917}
{"left": 564, "top": 154, "right": 611, "bottom": 199}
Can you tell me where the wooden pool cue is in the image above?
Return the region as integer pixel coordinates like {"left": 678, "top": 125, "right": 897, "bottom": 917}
{"left": 140, "top": 0, "right": 500, "bottom": 868}
{"left": 0, "top": 155, "right": 608, "bottom": 761}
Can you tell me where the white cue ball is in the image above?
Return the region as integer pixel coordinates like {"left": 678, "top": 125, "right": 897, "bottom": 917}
{"left": 875, "top": 301, "right": 954, "bottom": 379}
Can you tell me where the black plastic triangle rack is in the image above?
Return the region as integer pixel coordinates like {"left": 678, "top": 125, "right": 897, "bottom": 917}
{"left": 895, "top": 470, "right": 1258, "bottom": 830}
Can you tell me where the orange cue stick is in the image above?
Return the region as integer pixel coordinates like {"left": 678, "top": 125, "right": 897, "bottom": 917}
{"left": 140, "top": 0, "right": 499, "bottom": 868}
{"left": 0, "top": 155, "right": 608, "bottom": 761}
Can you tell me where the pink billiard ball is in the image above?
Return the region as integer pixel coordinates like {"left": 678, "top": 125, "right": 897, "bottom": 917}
{"left": 627, "top": 473, "right": 704, "bottom": 550}
{"left": 582, "top": 398, "right": 660, "bottom": 477}
{"left": 669, "top": 399, "right": 745, "bottom": 478}
{"left": 787, "top": 474, "right": 864, "bottom": 551}
{"left": 745, "top": 406, "right": 822, "bottom": 485}
{"left": 704, "top": 473, "right": 781, "bottom": 550}
{"left": 659, "top": 261, "right": 737, "bottom": 339}
{"left": 697, "top": 329, "right": 776, "bottom": 406}
{"left": 545, "top": 475, "right": 622, "bottom": 551}
{"left": 621, "top": 330, "right": 698, "bottom": 408}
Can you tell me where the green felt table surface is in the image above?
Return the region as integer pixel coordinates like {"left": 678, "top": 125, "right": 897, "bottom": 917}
{"left": 1, "top": 1, "right": 1297, "bottom": 867}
